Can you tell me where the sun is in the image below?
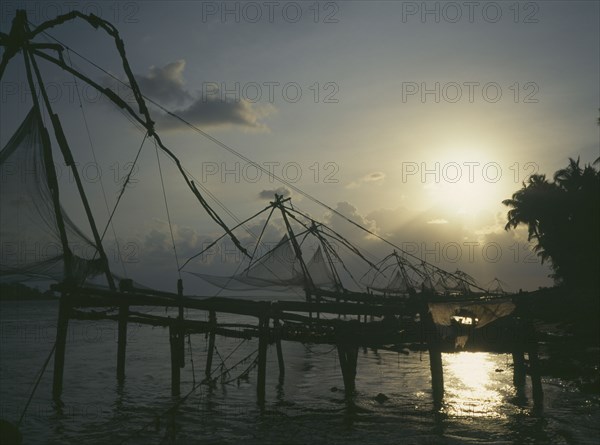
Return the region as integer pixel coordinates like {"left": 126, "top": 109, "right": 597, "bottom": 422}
{"left": 420, "top": 143, "right": 512, "bottom": 217}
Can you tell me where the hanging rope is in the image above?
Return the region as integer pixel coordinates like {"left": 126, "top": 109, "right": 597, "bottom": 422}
{"left": 154, "top": 140, "right": 181, "bottom": 277}
{"left": 117, "top": 346, "right": 258, "bottom": 444}
{"left": 65, "top": 49, "right": 128, "bottom": 277}
{"left": 18, "top": 342, "right": 57, "bottom": 427}
{"left": 99, "top": 132, "right": 147, "bottom": 243}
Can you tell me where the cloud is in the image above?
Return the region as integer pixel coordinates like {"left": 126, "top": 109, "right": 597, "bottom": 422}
{"left": 136, "top": 60, "right": 191, "bottom": 105}
{"left": 116, "top": 60, "right": 274, "bottom": 131}
{"left": 324, "top": 201, "right": 378, "bottom": 241}
{"left": 427, "top": 218, "right": 448, "bottom": 225}
{"left": 346, "top": 171, "right": 386, "bottom": 189}
{"left": 258, "top": 187, "right": 292, "bottom": 200}
{"left": 159, "top": 96, "right": 274, "bottom": 131}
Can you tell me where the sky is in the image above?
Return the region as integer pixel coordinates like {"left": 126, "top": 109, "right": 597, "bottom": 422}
{"left": 1, "top": 1, "right": 599, "bottom": 294}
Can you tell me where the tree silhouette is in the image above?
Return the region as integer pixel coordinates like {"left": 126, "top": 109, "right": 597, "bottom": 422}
{"left": 503, "top": 158, "right": 599, "bottom": 291}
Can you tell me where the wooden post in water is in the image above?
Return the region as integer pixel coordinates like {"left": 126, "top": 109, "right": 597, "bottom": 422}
{"left": 52, "top": 293, "right": 70, "bottom": 400}
{"left": 169, "top": 324, "right": 181, "bottom": 396}
{"left": 527, "top": 334, "right": 543, "bottom": 408}
{"left": 117, "top": 304, "right": 128, "bottom": 382}
{"left": 169, "top": 279, "right": 186, "bottom": 396}
{"left": 528, "top": 348, "right": 543, "bottom": 408}
{"left": 336, "top": 343, "right": 358, "bottom": 396}
{"left": 205, "top": 310, "right": 216, "bottom": 380}
{"left": 273, "top": 317, "right": 285, "bottom": 381}
{"left": 512, "top": 318, "right": 527, "bottom": 401}
{"left": 422, "top": 300, "right": 443, "bottom": 408}
{"left": 512, "top": 349, "right": 527, "bottom": 401}
{"left": 257, "top": 314, "right": 269, "bottom": 405}
{"left": 336, "top": 321, "right": 359, "bottom": 396}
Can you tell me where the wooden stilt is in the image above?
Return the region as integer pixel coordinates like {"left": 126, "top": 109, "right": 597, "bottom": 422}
{"left": 316, "top": 296, "right": 320, "bottom": 321}
{"left": 528, "top": 345, "right": 543, "bottom": 409}
{"left": 169, "top": 324, "right": 181, "bottom": 396}
{"left": 205, "top": 310, "right": 216, "bottom": 380}
{"left": 177, "top": 279, "right": 185, "bottom": 369}
{"left": 428, "top": 342, "right": 444, "bottom": 408}
{"left": 257, "top": 315, "right": 269, "bottom": 405}
{"left": 273, "top": 318, "right": 285, "bottom": 381}
{"left": 512, "top": 349, "right": 527, "bottom": 401}
{"left": 52, "top": 293, "right": 70, "bottom": 400}
{"left": 337, "top": 343, "right": 358, "bottom": 396}
{"left": 422, "top": 305, "right": 443, "bottom": 408}
{"left": 116, "top": 304, "right": 128, "bottom": 382}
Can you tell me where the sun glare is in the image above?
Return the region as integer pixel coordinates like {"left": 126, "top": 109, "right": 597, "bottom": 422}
{"left": 443, "top": 352, "right": 506, "bottom": 418}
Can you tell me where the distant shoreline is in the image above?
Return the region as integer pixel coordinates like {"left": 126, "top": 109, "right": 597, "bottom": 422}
{"left": 0, "top": 295, "right": 58, "bottom": 301}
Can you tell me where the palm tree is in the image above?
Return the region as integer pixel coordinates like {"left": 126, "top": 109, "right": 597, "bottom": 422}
{"left": 503, "top": 159, "right": 599, "bottom": 291}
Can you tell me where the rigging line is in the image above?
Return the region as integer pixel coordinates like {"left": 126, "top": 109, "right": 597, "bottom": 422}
{"left": 181, "top": 166, "right": 262, "bottom": 244}
{"left": 246, "top": 205, "right": 276, "bottom": 270}
{"left": 178, "top": 204, "right": 273, "bottom": 271}
{"left": 66, "top": 49, "right": 128, "bottom": 277}
{"left": 18, "top": 341, "right": 57, "bottom": 427}
{"left": 154, "top": 139, "right": 181, "bottom": 278}
{"left": 36, "top": 27, "right": 485, "bottom": 292}
{"left": 32, "top": 29, "right": 249, "bottom": 260}
{"left": 118, "top": 347, "right": 259, "bottom": 444}
{"left": 99, "top": 132, "right": 147, "bottom": 242}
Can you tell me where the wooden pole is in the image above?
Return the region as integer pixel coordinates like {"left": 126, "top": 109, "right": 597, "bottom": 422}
{"left": 177, "top": 279, "right": 185, "bottom": 369}
{"left": 336, "top": 343, "right": 358, "bottom": 396}
{"left": 273, "top": 317, "right": 285, "bottom": 381}
{"left": 21, "top": 37, "right": 74, "bottom": 400}
{"left": 52, "top": 293, "right": 70, "bottom": 400}
{"left": 528, "top": 344, "right": 543, "bottom": 409}
{"left": 117, "top": 304, "right": 128, "bottom": 382}
{"left": 257, "top": 314, "right": 269, "bottom": 405}
{"left": 205, "top": 310, "right": 216, "bottom": 380}
{"left": 512, "top": 319, "right": 527, "bottom": 402}
{"left": 512, "top": 350, "right": 527, "bottom": 401}
{"left": 169, "top": 324, "right": 181, "bottom": 396}
{"left": 422, "top": 301, "right": 443, "bottom": 408}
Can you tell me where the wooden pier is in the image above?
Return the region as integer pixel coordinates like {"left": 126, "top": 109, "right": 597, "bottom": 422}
{"left": 50, "top": 284, "right": 544, "bottom": 409}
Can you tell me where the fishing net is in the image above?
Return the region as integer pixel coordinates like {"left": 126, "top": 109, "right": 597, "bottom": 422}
{"left": 190, "top": 235, "right": 337, "bottom": 291}
{"left": 0, "top": 108, "right": 104, "bottom": 284}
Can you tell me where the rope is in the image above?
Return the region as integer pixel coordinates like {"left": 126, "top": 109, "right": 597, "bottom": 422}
{"left": 99, "top": 132, "right": 147, "bottom": 243}
{"left": 117, "top": 347, "right": 258, "bottom": 444}
{"left": 65, "top": 49, "right": 128, "bottom": 278}
{"left": 154, "top": 140, "right": 181, "bottom": 277}
{"left": 18, "top": 341, "right": 57, "bottom": 426}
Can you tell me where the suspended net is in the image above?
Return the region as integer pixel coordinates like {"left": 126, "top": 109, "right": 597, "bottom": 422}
{"left": 189, "top": 235, "right": 337, "bottom": 292}
{"left": 0, "top": 108, "right": 105, "bottom": 284}
{"left": 360, "top": 252, "right": 434, "bottom": 295}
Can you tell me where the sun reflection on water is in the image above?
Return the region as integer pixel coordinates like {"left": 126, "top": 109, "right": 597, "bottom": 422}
{"left": 443, "top": 352, "right": 508, "bottom": 418}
